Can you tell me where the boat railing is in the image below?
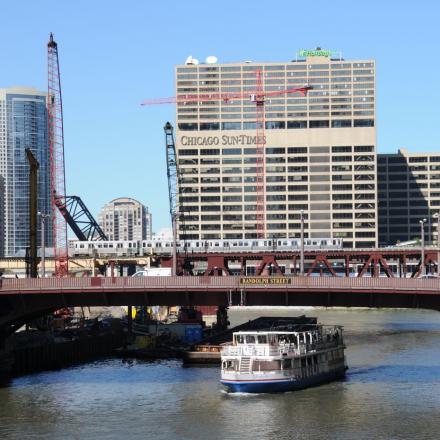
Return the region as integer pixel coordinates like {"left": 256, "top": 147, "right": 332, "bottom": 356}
{"left": 222, "top": 344, "right": 304, "bottom": 357}
{"left": 222, "top": 339, "right": 343, "bottom": 357}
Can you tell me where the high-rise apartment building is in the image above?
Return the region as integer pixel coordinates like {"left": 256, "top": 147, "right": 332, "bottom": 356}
{"left": 98, "top": 197, "right": 152, "bottom": 241}
{"left": 175, "top": 50, "right": 377, "bottom": 248}
{"left": 0, "top": 87, "right": 52, "bottom": 256}
{"left": 378, "top": 148, "right": 440, "bottom": 246}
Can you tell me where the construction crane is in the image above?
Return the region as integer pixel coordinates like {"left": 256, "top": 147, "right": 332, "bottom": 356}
{"left": 48, "top": 33, "right": 68, "bottom": 276}
{"left": 164, "top": 122, "right": 191, "bottom": 275}
{"left": 142, "top": 72, "right": 312, "bottom": 238}
{"left": 54, "top": 195, "right": 108, "bottom": 241}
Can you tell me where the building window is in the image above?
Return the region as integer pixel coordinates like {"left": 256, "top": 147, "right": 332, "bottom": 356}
{"left": 353, "top": 119, "right": 374, "bottom": 127}
{"left": 265, "top": 121, "right": 285, "bottom": 129}
{"left": 178, "top": 123, "right": 198, "bottom": 131}
{"left": 331, "top": 120, "right": 352, "bottom": 128}
{"left": 309, "top": 120, "right": 329, "bottom": 128}
{"left": 200, "top": 122, "right": 219, "bottom": 130}
{"left": 222, "top": 122, "right": 241, "bottom": 130}
{"left": 287, "top": 121, "right": 307, "bottom": 129}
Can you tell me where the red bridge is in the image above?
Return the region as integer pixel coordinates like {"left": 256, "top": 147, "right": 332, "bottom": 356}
{"left": 1, "top": 276, "right": 440, "bottom": 340}
{"left": 165, "top": 248, "right": 440, "bottom": 277}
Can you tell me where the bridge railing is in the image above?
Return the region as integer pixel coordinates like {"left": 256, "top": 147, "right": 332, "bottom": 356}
{"left": 1, "top": 275, "right": 440, "bottom": 291}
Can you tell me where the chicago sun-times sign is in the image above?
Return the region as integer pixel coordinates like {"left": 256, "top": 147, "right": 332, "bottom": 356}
{"left": 179, "top": 134, "right": 266, "bottom": 146}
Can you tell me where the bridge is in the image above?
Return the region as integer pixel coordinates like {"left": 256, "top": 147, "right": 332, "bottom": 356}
{"left": 168, "top": 248, "right": 440, "bottom": 277}
{"left": 1, "top": 276, "right": 440, "bottom": 341}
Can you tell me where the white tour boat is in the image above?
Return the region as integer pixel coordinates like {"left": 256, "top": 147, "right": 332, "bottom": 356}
{"left": 220, "top": 325, "right": 347, "bottom": 393}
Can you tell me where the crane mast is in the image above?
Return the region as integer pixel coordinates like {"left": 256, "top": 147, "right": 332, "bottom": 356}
{"left": 48, "top": 33, "right": 68, "bottom": 277}
{"left": 164, "top": 122, "right": 178, "bottom": 223}
{"left": 254, "top": 69, "right": 266, "bottom": 238}
{"left": 164, "top": 122, "right": 191, "bottom": 274}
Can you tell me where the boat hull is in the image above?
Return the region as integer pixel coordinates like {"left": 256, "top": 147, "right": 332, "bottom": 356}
{"left": 221, "top": 367, "right": 347, "bottom": 393}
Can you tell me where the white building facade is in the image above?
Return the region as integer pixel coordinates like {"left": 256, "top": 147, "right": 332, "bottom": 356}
{"left": 98, "top": 197, "right": 152, "bottom": 241}
{"left": 174, "top": 50, "right": 377, "bottom": 248}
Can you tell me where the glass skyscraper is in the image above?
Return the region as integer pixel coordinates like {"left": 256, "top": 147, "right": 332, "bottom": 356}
{"left": 0, "top": 87, "right": 52, "bottom": 256}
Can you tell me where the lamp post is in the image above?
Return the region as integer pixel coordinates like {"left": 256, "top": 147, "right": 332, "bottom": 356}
{"left": 300, "top": 209, "right": 305, "bottom": 276}
{"left": 37, "top": 212, "right": 50, "bottom": 278}
{"left": 420, "top": 218, "right": 427, "bottom": 277}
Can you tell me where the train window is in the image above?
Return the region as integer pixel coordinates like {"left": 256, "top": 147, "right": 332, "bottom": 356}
{"left": 264, "top": 241, "right": 267, "bottom": 246}
{"left": 80, "top": 244, "right": 84, "bottom": 248}
{"left": 252, "top": 241, "right": 258, "bottom": 246}
{"left": 268, "top": 241, "right": 272, "bottom": 246}
{"left": 239, "top": 242, "right": 243, "bottom": 246}
{"left": 283, "top": 241, "right": 288, "bottom": 245}
{"left": 109, "top": 244, "right": 113, "bottom": 248}
{"left": 312, "top": 241, "right": 317, "bottom": 245}
{"left": 215, "top": 242, "right": 220, "bottom": 247}
{"left": 224, "top": 241, "right": 229, "bottom": 247}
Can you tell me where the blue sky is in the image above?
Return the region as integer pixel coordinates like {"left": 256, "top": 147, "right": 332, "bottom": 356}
{"left": 1, "top": 0, "right": 440, "bottom": 233}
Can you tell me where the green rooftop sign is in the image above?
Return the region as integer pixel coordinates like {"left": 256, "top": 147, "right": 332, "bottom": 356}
{"left": 298, "top": 49, "right": 335, "bottom": 57}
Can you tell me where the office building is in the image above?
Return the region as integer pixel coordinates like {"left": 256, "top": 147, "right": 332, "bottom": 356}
{"left": 0, "top": 175, "right": 4, "bottom": 257}
{"left": 0, "top": 86, "right": 51, "bottom": 256}
{"left": 378, "top": 148, "right": 440, "bottom": 246}
{"left": 174, "top": 50, "right": 377, "bottom": 247}
{"left": 98, "top": 197, "right": 152, "bottom": 241}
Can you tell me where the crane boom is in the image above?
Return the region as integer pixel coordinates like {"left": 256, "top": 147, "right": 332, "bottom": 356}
{"left": 48, "top": 33, "right": 68, "bottom": 277}
{"left": 142, "top": 86, "right": 311, "bottom": 106}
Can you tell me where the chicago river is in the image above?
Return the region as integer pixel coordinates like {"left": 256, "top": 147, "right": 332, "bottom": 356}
{"left": 1, "top": 308, "right": 439, "bottom": 440}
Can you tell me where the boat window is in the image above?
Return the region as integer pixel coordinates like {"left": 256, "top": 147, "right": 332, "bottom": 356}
{"left": 278, "top": 335, "right": 288, "bottom": 344}
{"left": 258, "top": 360, "right": 281, "bottom": 371}
{"left": 246, "top": 335, "right": 256, "bottom": 344}
{"left": 282, "top": 359, "right": 292, "bottom": 369}
{"left": 288, "top": 335, "right": 296, "bottom": 344}
{"left": 236, "top": 335, "right": 245, "bottom": 344}
{"left": 257, "top": 335, "right": 267, "bottom": 344}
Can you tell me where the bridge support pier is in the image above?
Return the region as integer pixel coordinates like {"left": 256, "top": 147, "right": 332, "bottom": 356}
{"left": 127, "top": 306, "right": 133, "bottom": 342}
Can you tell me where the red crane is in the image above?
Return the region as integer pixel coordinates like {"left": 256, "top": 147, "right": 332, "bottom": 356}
{"left": 48, "top": 33, "right": 68, "bottom": 277}
{"left": 142, "top": 72, "right": 312, "bottom": 239}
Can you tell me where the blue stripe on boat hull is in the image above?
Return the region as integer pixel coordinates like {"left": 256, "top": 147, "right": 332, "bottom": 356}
{"left": 221, "top": 368, "right": 347, "bottom": 393}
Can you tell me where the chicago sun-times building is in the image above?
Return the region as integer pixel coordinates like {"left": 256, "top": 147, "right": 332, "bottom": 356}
{"left": 175, "top": 50, "right": 377, "bottom": 248}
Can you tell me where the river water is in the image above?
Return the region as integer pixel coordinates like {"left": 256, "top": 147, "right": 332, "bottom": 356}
{"left": 1, "top": 308, "right": 440, "bottom": 440}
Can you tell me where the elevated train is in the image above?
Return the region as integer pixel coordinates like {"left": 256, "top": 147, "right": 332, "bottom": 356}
{"left": 69, "top": 238, "right": 343, "bottom": 258}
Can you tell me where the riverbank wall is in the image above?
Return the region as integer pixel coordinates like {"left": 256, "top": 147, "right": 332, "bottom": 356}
{"left": 11, "top": 330, "right": 125, "bottom": 377}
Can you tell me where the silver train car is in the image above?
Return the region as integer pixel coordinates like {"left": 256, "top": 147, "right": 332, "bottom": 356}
{"left": 69, "top": 238, "right": 343, "bottom": 258}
